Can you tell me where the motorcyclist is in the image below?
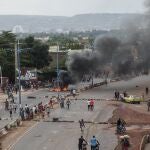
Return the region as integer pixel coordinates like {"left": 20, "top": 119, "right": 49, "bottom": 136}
{"left": 90, "top": 136, "right": 100, "bottom": 150}
{"left": 117, "top": 118, "right": 126, "bottom": 133}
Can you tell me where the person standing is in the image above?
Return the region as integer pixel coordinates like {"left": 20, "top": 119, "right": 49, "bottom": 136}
{"left": 13, "top": 102, "right": 17, "bottom": 113}
{"left": 147, "top": 100, "right": 150, "bottom": 111}
{"left": 15, "top": 85, "right": 18, "bottom": 94}
{"left": 146, "top": 87, "right": 149, "bottom": 95}
{"left": 32, "top": 105, "right": 36, "bottom": 115}
{"left": 46, "top": 105, "right": 50, "bottom": 117}
{"left": 5, "top": 99, "right": 9, "bottom": 110}
{"left": 49, "top": 98, "right": 53, "bottom": 109}
{"left": 87, "top": 99, "right": 90, "bottom": 111}
{"left": 72, "top": 89, "right": 76, "bottom": 97}
{"left": 25, "top": 104, "right": 30, "bottom": 119}
{"left": 9, "top": 108, "right": 13, "bottom": 120}
{"left": 115, "top": 90, "right": 118, "bottom": 100}
{"left": 90, "top": 99, "right": 95, "bottom": 111}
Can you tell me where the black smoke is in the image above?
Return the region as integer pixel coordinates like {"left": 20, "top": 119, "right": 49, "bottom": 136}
{"left": 67, "top": 50, "right": 102, "bottom": 81}
{"left": 67, "top": 0, "right": 150, "bottom": 79}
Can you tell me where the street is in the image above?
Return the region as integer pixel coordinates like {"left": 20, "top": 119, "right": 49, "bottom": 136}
{"left": 0, "top": 89, "right": 69, "bottom": 130}
{"left": 2, "top": 74, "right": 150, "bottom": 150}
{"left": 11, "top": 100, "right": 117, "bottom": 150}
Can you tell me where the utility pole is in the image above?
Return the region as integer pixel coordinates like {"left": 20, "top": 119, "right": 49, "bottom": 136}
{"left": 15, "top": 42, "right": 18, "bottom": 85}
{"left": 17, "top": 39, "right": 22, "bottom": 107}
{"left": 0, "top": 66, "right": 2, "bottom": 88}
{"left": 57, "top": 43, "right": 59, "bottom": 98}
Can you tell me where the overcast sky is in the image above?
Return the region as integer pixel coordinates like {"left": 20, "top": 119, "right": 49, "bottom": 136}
{"left": 0, "top": 0, "right": 146, "bottom": 16}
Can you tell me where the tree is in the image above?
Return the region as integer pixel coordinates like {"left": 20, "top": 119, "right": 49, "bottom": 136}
{"left": 31, "top": 41, "right": 50, "bottom": 69}
{"left": 0, "top": 31, "right": 16, "bottom": 49}
{"left": 0, "top": 49, "right": 15, "bottom": 82}
{"left": 0, "top": 31, "right": 16, "bottom": 82}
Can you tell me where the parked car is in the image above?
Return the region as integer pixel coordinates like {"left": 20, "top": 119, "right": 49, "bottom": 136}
{"left": 124, "top": 95, "right": 143, "bottom": 104}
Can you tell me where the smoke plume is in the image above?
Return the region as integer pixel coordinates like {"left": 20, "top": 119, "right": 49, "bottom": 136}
{"left": 67, "top": 0, "right": 150, "bottom": 80}
{"left": 67, "top": 50, "right": 102, "bottom": 81}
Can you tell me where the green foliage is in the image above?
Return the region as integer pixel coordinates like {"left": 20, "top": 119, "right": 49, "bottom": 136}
{"left": 48, "top": 35, "right": 84, "bottom": 50}
{"left": 0, "top": 49, "right": 15, "bottom": 82}
{"left": 31, "top": 41, "right": 50, "bottom": 69}
{"left": 0, "top": 33, "right": 52, "bottom": 82}
{"left": 0, "top": 31, "right": 16, "bottom": 49}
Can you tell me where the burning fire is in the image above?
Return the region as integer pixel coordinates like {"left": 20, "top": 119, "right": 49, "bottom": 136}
{"left": 50, "top": 86, "right": 68, "bottom": 92}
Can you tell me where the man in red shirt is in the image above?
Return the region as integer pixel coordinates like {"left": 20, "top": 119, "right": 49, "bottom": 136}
{"left": 90, "top": 99, "right": 95, "bottom": 111}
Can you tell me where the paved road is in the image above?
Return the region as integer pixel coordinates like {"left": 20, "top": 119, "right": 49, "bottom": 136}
{"left": 0, "top": 89, "right": 69, "bottom": 130}
{"left": 79, "top": 75, "right": 150, "bottom": 99}
{"left": 3, "top": 75, "right": 150, "bottom": 149}
{"left": 145, "top": 143, "right": 150, "bottom": 150}
{"left": 11, "top": 100, "right": 117, "bottom": 150}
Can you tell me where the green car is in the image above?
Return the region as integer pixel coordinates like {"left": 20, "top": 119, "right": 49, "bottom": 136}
{"left": 124, "top": 95, "right": 143, "bottom": 104}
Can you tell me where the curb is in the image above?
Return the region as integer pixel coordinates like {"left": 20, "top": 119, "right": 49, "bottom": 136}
{"left": 79, "top": 81, "right": 107, "bottom": 92}
{"left": 0, "top": 118, "right": 22, "bottom": 138}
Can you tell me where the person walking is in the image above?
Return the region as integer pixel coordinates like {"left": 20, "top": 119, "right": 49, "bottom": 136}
{"left": 90, "top": 136, "right": 100, "bottom": 150}
{"left": 78, "top": 136, "right": 87, "bottom": 150}
{"left": 79, "top": 119, "right": 85, "bottom": 131}
{"left": 66, "top": 99, "right": 71, "bottom": 109}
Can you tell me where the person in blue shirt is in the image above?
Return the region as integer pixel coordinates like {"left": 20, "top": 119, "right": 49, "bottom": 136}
{"left": 90, "top": 136, "right": 100, "bottom": 150}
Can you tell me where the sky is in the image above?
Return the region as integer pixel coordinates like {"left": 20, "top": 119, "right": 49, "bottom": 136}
{"left": 0, "top": 0, "right": 146, "bottom": 16}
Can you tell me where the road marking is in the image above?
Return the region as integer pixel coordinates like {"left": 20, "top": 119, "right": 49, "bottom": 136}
{"left": 7, "top": 121, "right": 39, "bottom": 150}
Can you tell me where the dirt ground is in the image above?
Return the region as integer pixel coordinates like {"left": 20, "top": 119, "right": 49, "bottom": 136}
{"left": 109, "top": 102, "right": 150, "bottom": 150}
{"left": 0, "top": 121, "right": 37, "bottom": 150}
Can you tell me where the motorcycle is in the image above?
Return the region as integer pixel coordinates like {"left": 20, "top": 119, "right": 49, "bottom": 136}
{"left": 117, "top": 125, "right": 126, "bottom": 134}
{"left": 82, "top": 142, "right": 87, "bottom": 150}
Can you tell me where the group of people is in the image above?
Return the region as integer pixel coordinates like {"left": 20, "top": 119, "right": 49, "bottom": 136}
{"left": 78, "top": 135, "right": 100, "bottom": 150}
{"left": 59, "top": 95, "right": 71, "bottom": 110}
{"left": 114, "top": 90, "right": 128, "bottom": 101}
{"left": 20, "top": 99, "right": 54, "bottom": 120}
{"left": 87, "top": 99, "right": 95, "bottom": 111}
{"left": 4, "top": 97, "right": 55, "bottom": 121}
{"left": 5, "top": 99, "right": 17, "bottom": 120}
